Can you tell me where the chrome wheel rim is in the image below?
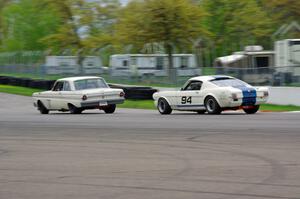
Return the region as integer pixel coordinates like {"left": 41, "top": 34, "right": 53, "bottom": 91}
{"left": 158, "top": 100, "right": 165, "bottom": 113}
{"left": 206, "top": 99, "right": 215, "bottom": 112}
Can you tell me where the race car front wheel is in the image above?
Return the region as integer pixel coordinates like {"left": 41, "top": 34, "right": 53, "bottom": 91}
{"left": 158, "top": 98, "right": 172, "bottom": 115}
{"left": 205, "top": 96, "right": 221, "bottom": 114}
{"left": 37, "top": 101, "right": 49, "bottom": 114}
{"left": 243, "top": 105, "right": 260, "bottom": 114}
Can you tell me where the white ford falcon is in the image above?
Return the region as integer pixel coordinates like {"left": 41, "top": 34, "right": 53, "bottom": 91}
{"left": 153, "top": 75, "right": 269, "bottom": 114}
{"left": 32, "top": 76, "right": 125, "bottom": 114}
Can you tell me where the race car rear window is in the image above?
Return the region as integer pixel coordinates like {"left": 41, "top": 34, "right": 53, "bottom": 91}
{"left": 210, "top": 78, "right": 250, "bottom": 87}
{"left": 74, "top": 78, "right": 108, "bottom": 90}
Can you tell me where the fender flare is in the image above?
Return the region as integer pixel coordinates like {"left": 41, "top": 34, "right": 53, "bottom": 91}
{"left": 203, "top": 93, "right": 222, "bottom": 107}
{"left": 157, "top": 96, "right": 172, "bottom": 106}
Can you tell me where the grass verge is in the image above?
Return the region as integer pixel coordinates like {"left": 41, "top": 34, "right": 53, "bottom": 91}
{"left": 1, "top": 84, "right": 300, "bottom": 112}
{"left": 260, "top": 104, "right": 300, "bottom": 112}
{"left": 118, "top": 100, "right": 155, "bottom": 110}
{"left": 0, "top": 84, "right": 42, "bottom": 96}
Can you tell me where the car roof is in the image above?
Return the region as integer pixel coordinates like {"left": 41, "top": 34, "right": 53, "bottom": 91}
{"left": 189, "top": 75, "right": 234, "bottom": 82}
{"left": 57, "top": 76, "right": 102, "bottom": 82}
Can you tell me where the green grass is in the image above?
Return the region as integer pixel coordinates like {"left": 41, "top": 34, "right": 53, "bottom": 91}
{"left": 260, "top": 104, "right": 300, "bottom": 112}
{"left": 118, "top": 100, "right": 155, "bottom": 110}
{"left": 202, "top": 67, "right": 217, "bottom": 75}
{"left": 1, "top": 84, "right": 300, "bottom": 112}
{"left": 0, "top": 84, "right": 42, "bottom": 96}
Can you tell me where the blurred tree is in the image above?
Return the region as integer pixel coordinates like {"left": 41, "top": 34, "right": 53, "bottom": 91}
{"left": 83, "top": 0, "right": 121, "bottom": 65}
{"left": 0, "top": 0, "right": 60, "bottom": 51}
{"left": 259, "top": 0, "right": 300, "bottom": 39}
{"left": 41, "top": 0, "right": 120, "bottom": 68}
{"left": 116, "top": 0, "right": 208, "bottom": 81}
{"left": 202, "top": 0, "right": 273, "bottom": 56}
{"left": 0, "top": 0, "right": 12, "bottom": 48}
{"left": 260, "top": 0, "right": 300, "bottom": 23}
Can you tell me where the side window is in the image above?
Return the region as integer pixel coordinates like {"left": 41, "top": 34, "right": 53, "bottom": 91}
{"left": 180, "top": 57, "right": 188, "bottom": 69}
{"left": 156, "top": 57, "right": 164, "bottom": 70}
{"left": 63, "top": 82, "right": 71, "bottom": 91}
{"left": 52, "top": 81, "right": 64, "bottom": 91}
{"left": 123, "top": 60, "right": 128, "bottom": 67}
{"left": 131, "top": 58, "right": 137, "bottom": 66}
{"left": 183, "top": 81, "right": 202, "bottom": 91}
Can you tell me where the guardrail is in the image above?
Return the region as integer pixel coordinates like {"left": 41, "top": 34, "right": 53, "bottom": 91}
{"left": 268, "top": 87, "right": 300, "bottom": 106}
{"left": 0, "top": 76, "right": 157, "bottom": 100}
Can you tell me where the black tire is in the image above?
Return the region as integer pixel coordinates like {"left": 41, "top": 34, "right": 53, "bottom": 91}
{"left": 68, "top": 104, "right": 82, "bottom": 114}
{"left": 205, "top": 96, "right": 221, "bottom": 115}
{"left": 243, "top": 105, "right": 260, "bottom": 114}
{"left": 103, "top": 104, "right": 116, "bottom": 114}
{"left": 157, "top": 98, "right": 172, "bottom": 115}
{"left": 37, "top": 101, "right": 49, "bottom": 114}
{"left": 197, "top": 110, "right": 206, "bottom": 114}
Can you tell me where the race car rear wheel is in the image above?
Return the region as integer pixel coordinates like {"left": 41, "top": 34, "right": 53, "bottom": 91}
{"left": 243, "top": 105, "right": 260, "bottom": 114}
{"left": 103, "top": 104, "right": 116, "bottom": 114}
{"left": 68, "top": 104, "right": 83, "bottom": 114}
{"left": 37, "top": 101, "right": 49, "bottom": 114}
{"left": 205, "top": 96, "right": 221, "bottom": 114}
{"left": 157, "top": 98, "right": 172, "bottom": 115}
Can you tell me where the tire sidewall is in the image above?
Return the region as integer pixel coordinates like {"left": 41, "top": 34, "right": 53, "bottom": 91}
{"left": 243, "top": 105, "right": 259, "bottom": 114}
{"left": 157, "top": 98, "right": 172, "bottom": 114}
{"left": 104, "top": 104, "right": 116, "bottom": 114}
{"left": 37, "top": 101, "right": 49, "bottom": 114}
{"left": 205, "top": 97, "right": 221, "bottom": 114}
{"left": 68, "top": 104, "right": 82, "bottom": 114}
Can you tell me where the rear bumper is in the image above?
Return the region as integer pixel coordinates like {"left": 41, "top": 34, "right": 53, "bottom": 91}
{"left": 81, "top": 99, "right": 124, "bottom": 108}
{"left": 222, "top": 97, "right": 268, "bottom": 107}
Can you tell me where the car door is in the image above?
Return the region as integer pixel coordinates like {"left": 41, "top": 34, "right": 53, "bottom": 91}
{"left": 176, "top": 81, "right": 204, "bottom": 109}
{"left": 49, "top": 81, "right": 64, "bottom": 109}
{"left": 59, "top": 81, "right": 73, "bottom": 109}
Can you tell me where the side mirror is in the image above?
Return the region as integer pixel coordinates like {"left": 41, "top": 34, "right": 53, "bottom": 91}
{"left": 180, "top": 88, "right": 184, "bottom": 91}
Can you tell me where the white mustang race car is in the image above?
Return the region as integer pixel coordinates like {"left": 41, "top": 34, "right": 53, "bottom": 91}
{"left": 153, "top": 75, "right": 269, "bottom": 114}
{"left": 32, "top": 76, "right": 125, "bottom": 114}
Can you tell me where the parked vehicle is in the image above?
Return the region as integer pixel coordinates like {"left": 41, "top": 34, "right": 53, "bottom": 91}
{"left": 213, "top": 39, "right": 300, "bottom": 85}
{"left": 32, "top": 76, "right": 125, "bottom": 114}
{"left": 153, "top": 75, "right": 269, "bottom": 115}
{"left": 44, "top": 56, "right": 103, "bottom": 75}
{"left": 109, "top": 54, "right": 201, "bottom": 77}
{"left": 275, "top": 39, "right": 300, "bottom": 76}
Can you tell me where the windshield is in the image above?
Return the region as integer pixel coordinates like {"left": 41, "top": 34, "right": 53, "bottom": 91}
{"left": 74, "top": 78, "right": 108, "bottom": 90}
{"left": 210, "top": 78, "right": 250, "bottom": 88}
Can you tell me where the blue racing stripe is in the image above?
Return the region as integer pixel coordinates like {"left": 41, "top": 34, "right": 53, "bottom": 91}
{"left": 234, "top": 86, "right": 257, "bottom": 106}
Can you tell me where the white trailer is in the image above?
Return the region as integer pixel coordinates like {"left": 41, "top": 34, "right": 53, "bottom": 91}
{"left": 275, "top": 39, "right": 300, "bottom": 75}
{"left": 44, "top": 56, "right": 103, "bottom": 75}
{"left": 109, "top": 54, "right": 201, "bottom": 77}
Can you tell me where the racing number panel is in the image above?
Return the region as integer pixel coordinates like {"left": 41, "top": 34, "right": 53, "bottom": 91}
{"left": 181, "top": 96, "right": 192, "bottom": 104}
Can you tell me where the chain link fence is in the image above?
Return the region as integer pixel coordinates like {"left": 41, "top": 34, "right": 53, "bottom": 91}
{"left": 0, "top": 51, "right": 300, "bottom": 87}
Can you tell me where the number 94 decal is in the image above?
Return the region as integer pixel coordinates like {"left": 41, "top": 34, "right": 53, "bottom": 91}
{"left": 181, "top": 96, "right": 192, "bottom": 104}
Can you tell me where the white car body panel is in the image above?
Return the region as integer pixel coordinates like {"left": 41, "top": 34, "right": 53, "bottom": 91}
{"left": 32, "top": 76, "right": 125, "bottom": 111}
{"left": 153, "top": 75, "right": 269, "bottom": 112}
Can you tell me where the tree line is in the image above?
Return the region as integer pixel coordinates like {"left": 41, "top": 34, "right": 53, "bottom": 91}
{"left": 0, "top": 0, "right": 299, "bottom": 68}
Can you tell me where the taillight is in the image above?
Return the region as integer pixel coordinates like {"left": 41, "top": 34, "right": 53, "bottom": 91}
{"left": 120, "top": 92, "right": 125, "bottom": 97}
{"left": 82, "top": 95, "right": 88, "bottom": 101}
{"left": 231, "top": 93, "right": 238, "bottom": 100}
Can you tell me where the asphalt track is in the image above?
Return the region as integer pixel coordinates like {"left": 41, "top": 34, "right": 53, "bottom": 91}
{"left": 0, "top": 93, "right": 300, "bottom": 199}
